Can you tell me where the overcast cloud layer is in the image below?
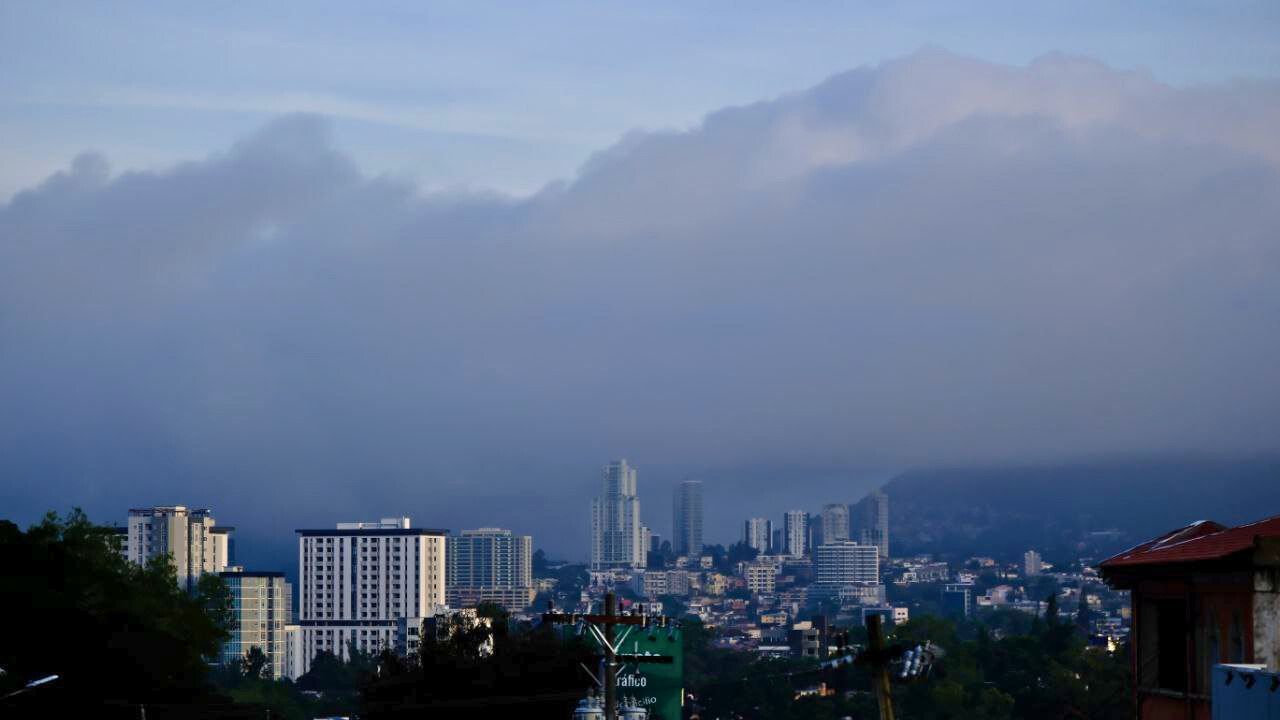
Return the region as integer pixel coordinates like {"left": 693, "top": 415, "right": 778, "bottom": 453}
{"left": 2, "top": 50, "right": 1279, "bottom": 560}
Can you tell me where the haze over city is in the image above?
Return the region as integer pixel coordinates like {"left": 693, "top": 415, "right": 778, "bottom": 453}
{"left": 2, "top": 2, "right": 1279, "bottom": 575}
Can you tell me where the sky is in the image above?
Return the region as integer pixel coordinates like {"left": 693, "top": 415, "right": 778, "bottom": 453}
{"left": 1, "top": 2, "right": 1279, "bottom": 568}
{"left": 4, "top": 1, "right": 1280, "bottom": 200}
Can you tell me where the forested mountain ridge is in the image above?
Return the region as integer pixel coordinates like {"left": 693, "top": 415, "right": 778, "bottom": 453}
{"left": 884, "top": 456, "right": 1280, "bottom": 564}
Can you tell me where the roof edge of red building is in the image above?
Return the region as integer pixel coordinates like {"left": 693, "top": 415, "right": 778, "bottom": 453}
{"left": 1099, "top": 514, "right": 1280, "bottom": 570}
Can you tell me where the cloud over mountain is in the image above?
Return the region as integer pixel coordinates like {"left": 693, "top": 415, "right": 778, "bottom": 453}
{"left": 2, "top": 50, "right": 1278, "bottom": 556}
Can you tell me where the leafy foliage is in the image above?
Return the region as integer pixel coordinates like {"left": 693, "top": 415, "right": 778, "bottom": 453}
{"left": 684, "top": 609, "right": 1131, "bottom": 719}
{"left": 360, "top": 620, "right": 597, "bottom": 718}
{"left": 0, "top": 510, "right": 234, "bottom": 713}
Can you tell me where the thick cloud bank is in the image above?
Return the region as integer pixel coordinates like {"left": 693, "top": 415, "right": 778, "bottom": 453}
{"left": 2, "top": 50, "right": 1279, "bottom": 554}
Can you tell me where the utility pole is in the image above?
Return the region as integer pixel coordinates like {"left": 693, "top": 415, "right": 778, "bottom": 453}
{"left": 603, "top": 592, "right": 617, "bottom": 720}
{"left": 543, "top": 590, "right": 675, "bottom": 720}
{"left": 865, "top": 614, "right": 895, "bottom": 720}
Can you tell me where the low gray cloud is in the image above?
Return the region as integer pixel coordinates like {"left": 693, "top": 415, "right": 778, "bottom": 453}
{"left": 2, "top": 50, "right": 1278, "bottom": 560}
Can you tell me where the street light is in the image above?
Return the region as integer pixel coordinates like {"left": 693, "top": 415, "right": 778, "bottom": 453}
{"left": 2, "top": 674, "right": 61, "bottom": 700}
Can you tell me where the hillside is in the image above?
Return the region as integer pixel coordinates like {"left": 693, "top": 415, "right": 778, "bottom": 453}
{"left": 884, "top": 456, "right": 1280, "bottom": 564}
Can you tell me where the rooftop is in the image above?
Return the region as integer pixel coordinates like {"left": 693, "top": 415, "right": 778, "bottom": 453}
{"left": 296, "top": 527, "right": 448, "bottom": 536}
{"left": 1099, "top": 514, "right": 1280, "bottom": 569}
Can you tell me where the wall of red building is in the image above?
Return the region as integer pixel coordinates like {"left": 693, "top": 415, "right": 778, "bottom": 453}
{"left": 1130, "top": 574, "right": 1254, "bottom": 720}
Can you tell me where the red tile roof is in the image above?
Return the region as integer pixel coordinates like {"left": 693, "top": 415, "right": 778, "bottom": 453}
{"left": 1100, "top": 515, "right": 1280, "bottom": 568}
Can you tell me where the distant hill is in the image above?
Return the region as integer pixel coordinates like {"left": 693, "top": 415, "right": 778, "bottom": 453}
{"left": 884, "top": 456, "right": 1280, "bottom": 565}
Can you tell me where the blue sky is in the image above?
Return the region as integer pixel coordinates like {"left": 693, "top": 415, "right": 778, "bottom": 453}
{"left": 3, "top": 1, "right": 1278, "bottom": 200}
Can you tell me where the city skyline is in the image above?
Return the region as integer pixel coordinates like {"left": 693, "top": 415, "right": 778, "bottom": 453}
{"left": 4, "top": 3, "right": 1280, "bottom": 716}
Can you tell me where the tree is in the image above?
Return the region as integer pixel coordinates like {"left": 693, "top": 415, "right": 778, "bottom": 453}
{"left": 658, "top": 593, "right": 689, "bottom": 620}
{"left": 0, "top": 510, "right": 232, "bottom": 713}
{"left": 1075, "top": 586, "right": 1092, "bottom": 635}
{"left": 298, "top": 650, "right": 360, "bottom": 695}
{"left": 198, "top": 571, "right": 234, "bottom": 639}
{"left": 240, "top": 646, "right": 270, "bottom": 680}
{"left": 364, "top": 620, "right": 597, "bottom": 718}
{"left": 725, "top": 541, "right": 759, "bottom": 568}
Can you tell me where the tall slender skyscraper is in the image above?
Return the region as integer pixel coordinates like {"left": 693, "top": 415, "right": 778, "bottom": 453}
{"left": 591, "top": 459, "right": 644, "bottom": 570}
{"left": 856, "top": 490, "right": 890, "bottom": 559}
{"left": 744, "top": 517, "right": 772, "bottom": 554}
{"left": 783, "top": 510, "right": 809, "bottom": 558}
{"left": 672, "top": 479, "right": 703, "bottom": 557}
{"left": 820, "top": 503, "right": 850, "bottom": 546}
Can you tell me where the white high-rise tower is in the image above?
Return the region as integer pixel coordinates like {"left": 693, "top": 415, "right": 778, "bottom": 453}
{"left": 123, "top": 506, "right": 231, "bottom": 591}
{"left": 295, "top": 516, "right": 446, "bottom": 676}
{"left": 591, "top": 460, "right": 644, "bottom": 570}
{"left": 744, "top": 517, "right": 772, "bottom": 554}
{"left": 783, "top": 510, "right": 809, "bottom": 558}
{"left": 820, "top": 503, "right": 850, "bottom": 545}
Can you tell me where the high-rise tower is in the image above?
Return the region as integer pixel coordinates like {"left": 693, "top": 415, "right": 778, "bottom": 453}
{"left": 672, "top": 479, "right": 704, "bottom": 557}
{"left": 856, "top": 490, "right": 890, "bottom": 559}
{"left": 295, "top": 516, "right": 446, "bottom": 676}
{"left": 744, "top": 517, "right": 772, "bottom": 554}
{"left": 820, "top": 503, "right": 850, "bottom": 545}
{"left": 783, "top": 510, "right": 808, "bottom": 558}
{"left": 591, "top": 459, "right": 644, "bottom": 570}
{"left": 123, "top": 506, "right": 231, "bottom": 591}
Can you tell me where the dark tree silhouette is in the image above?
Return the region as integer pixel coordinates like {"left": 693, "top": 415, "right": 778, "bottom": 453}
{"left": 0, "top": 510, "right": 233, "bottom": 716}
{"left": 239, "top": 647, "right": 270, "bottom": 680}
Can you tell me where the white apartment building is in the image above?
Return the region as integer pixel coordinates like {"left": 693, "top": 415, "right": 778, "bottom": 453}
{"left": 124, "top": 506, "right": 231, "bottom": 591}
{"left": 591, "top": 460, "right": 644, "bottom": 570}
{"left": 783, "top": 510, "right": 808, "bottom": 558}
{"left": 631, "top": 569, "right": 693, "bottom": 599}
{"left": 744, "top": 562, "right": 777, "bottom": 594}
{"left": 819, "top": 504, "right": 850, "bottom": 545}
{"left": 632, "top": 570, "right": 668, "bottom": 599}
{"left": 446, "top": 528, "right": 535, "bottom": 612}
{"left": 1024, "top": 549, "right": 1043, "bottom": 576}
{"left": 284, "top": 624, "right": 303, "bottom": 681}
{"left": 744, "top": 518, "right": 772, "bottom": 554}
{"left": 813, "top": 540, "right": 880, "bottom": 593}
{"left": 295, "top": 517, "right": 446, "bottom": 676}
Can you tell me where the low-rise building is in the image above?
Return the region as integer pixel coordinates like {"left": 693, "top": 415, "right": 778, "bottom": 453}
{"left": 941, "top": 583, "right": 974, "bottom": 619}
{"left": 789, "top": 619, "right": 827, "bottom": 659}
{"left": 837, "top": 583, "right": 886, "bottom": 606}
{"left": 759, "top": 610, "right": 790, "bottom": 626}
{"left": 702, "top": 572, "right": 727, "bottom": 596}
{"left": 1100, "top": 514, "right": 1280, "bottom": 720}
{"left": 744, "top": 563, "right": 777, "bottom": 594}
